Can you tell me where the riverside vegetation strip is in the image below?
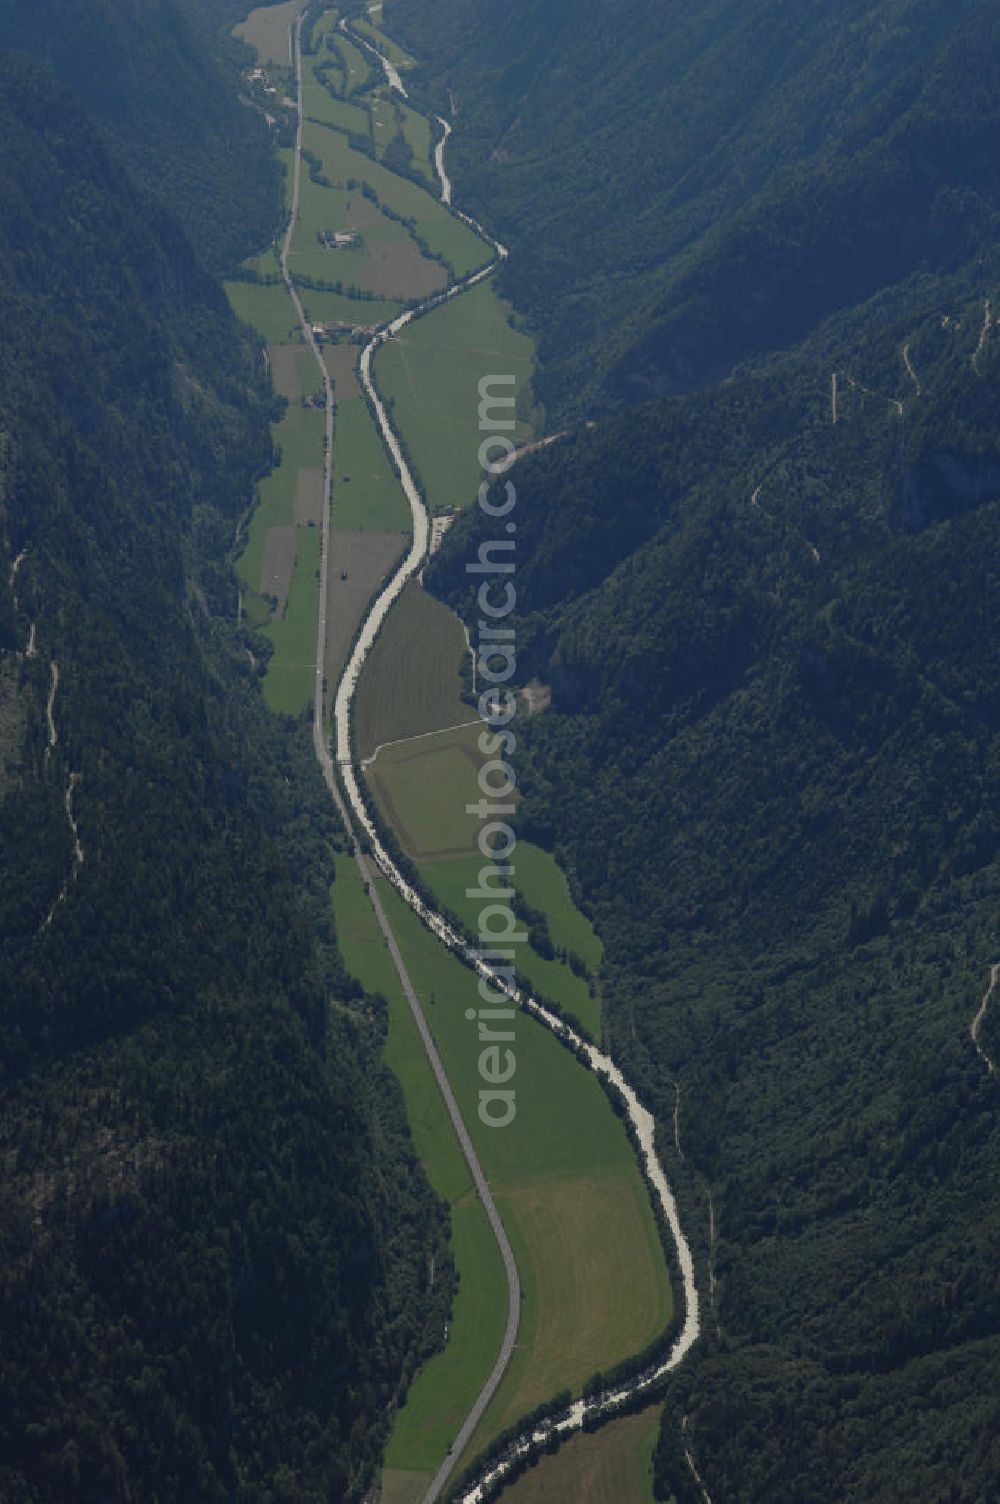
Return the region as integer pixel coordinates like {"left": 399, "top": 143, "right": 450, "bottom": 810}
{"left": 232, "top": 6, "right": 697, "bottom": 1499}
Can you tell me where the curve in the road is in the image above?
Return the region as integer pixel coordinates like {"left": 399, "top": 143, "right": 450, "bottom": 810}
{"left": 284, "top": 17, "right": 700, "bottom": 1501}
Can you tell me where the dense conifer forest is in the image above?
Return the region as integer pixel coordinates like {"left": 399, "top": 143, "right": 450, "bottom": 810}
{"left": 2, "top": 0, "right": 999, "bottom": 1497}
{"left": 0, "top": 29, "right": 447, "bottom": 1504}
{"left": 422, "top": 0, "right": 1000, "bottom": 1496}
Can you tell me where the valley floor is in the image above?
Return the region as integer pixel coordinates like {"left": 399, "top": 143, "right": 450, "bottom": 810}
{"left": 230, "top": 5, "right": 684, "bottom": 1499}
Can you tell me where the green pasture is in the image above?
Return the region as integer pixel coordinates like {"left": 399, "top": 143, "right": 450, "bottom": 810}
{"left": 369, "top": 722, "right": 483, "bottom": 859}
{"left": 332, "top": 397, "right": 412, "bottom": 531}
{"left": 261, "top": 521, "right": 322, "bottom": 715}
{"left": 374, "top": 281, "right": 536, "bottom": 510}
{"left": 297, "top": 288, "right": 401, "bottom": 327}
{"left": 375, "top": 880, "right": 672, "bottom": 1466}
{"left": 353, "top": 15, "right": 414, "bottom": 70}
{"left": 236, "top": 405, "right": 324, "bottom": 609}
{"left": 332, "top": 854, "right": 507, "bottom": 1471}
{"left": 331, "top": 34, "right": 371, "bottom": 93}
{"left": 500, "top": 1405, "right": 662, "bottom": 1504}
{"left": 225, "top": 279, "right": 301, "bottom": 346}
{"left": 299, "top": 124, "right": 488, "bottom": 277}
{"left": 354, "top": 580, "right": 471, "bottom": 756}
{"left": 418, "top": 844, "right": 601, "bottom": 1037}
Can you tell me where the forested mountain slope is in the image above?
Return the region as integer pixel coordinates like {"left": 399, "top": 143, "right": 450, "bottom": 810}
{"left": 426, "top": 1, "right": 1000, "bottom": 1488}
{"left": 0, "top": 0, "right": 281, "bottom": 271}
{"left": 0, "top": 52, "right": 445, "bottom": 1503}
{"left": 432, "top": 250, "right": 1000, "bottom": 1502}
{"left": 387, "top": 0, "right": 999, "bottom": 418}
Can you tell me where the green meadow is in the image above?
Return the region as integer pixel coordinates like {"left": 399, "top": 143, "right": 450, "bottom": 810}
{"left": 374, "top": 281, "right": 537, "bottom": 511}
{"left": 333, "top": 845, "right": 668, "bottom": 1482}
{"left": 261, "top": 520, "right": 322, "bottom": 715}
{"left": 354, "top": 580, "right": 472, "bottom": 756}
{"left": 368, "top": 722, "right": 484, "bottom": 859}
{"left": 332, "top": 398, "right": 412, "bottom": 532}
{"left": 225, "top": 279, "right": 302, "bottom": 345}
{"left": 397, "top": 100, "right": 433, "bottom": 178}
{"left": 235, "top": 401, "right": 324, "bottom": 614}
{"left": 297, "top": 288, "right": 401, "bottom": 327}
{"left": 418, "top": 845, "right": 602, "bottom": 1038}
{"left": 500, "top": 1405, "right": 662, "bottom": 1504}
{"left": 299, "top": 124, "right": 488, "bottom": 278}
{"left": 353, "top": 15, "right": 414, "bottom": 71}
{"left": 374, "top": 879, "right": 672, "bottom": 1469}
{"left": 331, "top": 854, "right": 507, "bottom": 1472}
{"left": 330, "top": 34, "right": 371, "bottom": 94}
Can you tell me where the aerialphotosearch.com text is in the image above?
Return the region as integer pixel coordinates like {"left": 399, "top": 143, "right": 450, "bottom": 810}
{"left": 466, "top": 374, "right": 522, "bottom": 1128}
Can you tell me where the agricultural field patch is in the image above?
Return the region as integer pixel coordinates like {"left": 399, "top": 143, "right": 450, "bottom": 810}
{"left": 371, "top": 98, "right": 396, "bottom": 151}
{"left": 239, "top": 244, "right": 283, "bottom": 281}
{"left": 330, "top": 34, "right": 371, "bottom": 93}
{"left": 261, "top": 522, "right": 322, "bottom": 716}
{"left": 354, "top": 580, "right": 472, "bottom": 758}
{"left": 305, "top": 86, "right": 371, "bottom": 138}
{"left": 259, "top": 525, "right": 296, "bottom": 611}
{"left": 472, "top": 1171, "right": 669, "bottom": 1448}
{"left": 412, "top": 212, "right": 490, "bottom": 282}
{"left": 378, "top": 1472, "right": 429, "bottom": 1504}
{"left": 397, "top": 100, "right": 433, "bottom": 177}
{"left": 298, "top": 288, "right": 400, "bottom": 329}
{"left": 332, "top": 397, "right": 411, "bottom": 531}
{"left": 383, "top": 1192, "right": 507, "bottom": 1474}
{"left": 358, "top": 238, "right": 447, "bottom": 299}
{"left": 324, "top": 529, "right": 407, "bottom": 687}
{"left": 331, "top": 854, "right": 507, "bottom": 1478}
{"left": 294, "top": 468, "right": 323, "bottom": 525}
{"left": 232, "top": 0, "right": 309, "bottom": 65}
{"left": 344, "top": 189, "right": 385, "bottom": 231}
{"left": 418, "top": 847, "right": 601, "bottom": 1038}
{"left": 323, "top": 340, "right": 360, "bottom": 398}
{"left": 374, "top": 281, "right": 537, "bottom": 509}
{"left": 368, "top": 723, "right": 484, "bottom": 861}
{"left": 499, "top": 1405, "right": 661, "bottom": 1504}
{"left": 268, "top": 343, "right": 317, "bottom": 400}
{"left": 295, "top": 175, "right": 353, "bottom": 243}
{"left": 225, "top": 279, "right": 302, "bottom": 346}
{"left": 374, "top": 883, "right": 672, "bottom": 1475}
{"left": 308, "top": 11, "right": 333, "bottom": 53}
{"left": 504, "top": 842, "right": 602, "bottom": 971}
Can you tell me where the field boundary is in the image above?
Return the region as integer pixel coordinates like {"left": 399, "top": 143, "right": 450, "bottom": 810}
{"left": 362, "top": 716, "right": 482, "bottom": 768}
